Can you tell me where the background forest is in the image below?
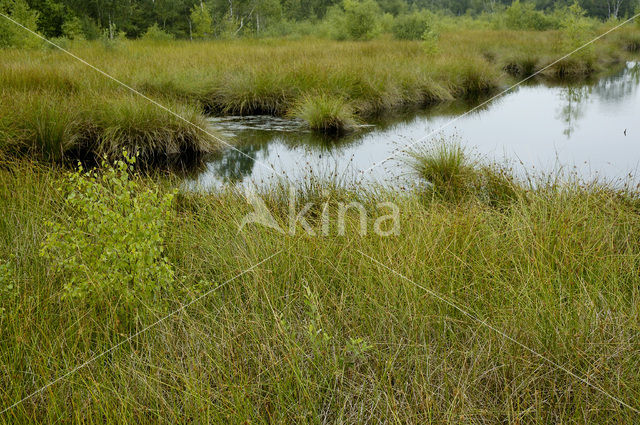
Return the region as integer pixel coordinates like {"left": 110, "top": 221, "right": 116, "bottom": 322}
{"left": 1, "top": 0, "right": 638, "bottom": 46}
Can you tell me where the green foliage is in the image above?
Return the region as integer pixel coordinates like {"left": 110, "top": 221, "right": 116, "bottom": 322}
{"left": 142, "top": 23, "right": 175, "bottom": 41}
{"left": 100, "top": 22, "right": 126, "bottom": 48}
{"left": 40, "top": 154, "right": 175, "bottom": 325}
{"left": 190, "top": 2, "right": 213, "bottom": 39}
{"left": 61, "top": 16, "right": 85, "bottom": 40}
{"left": 560, "top": 2, "right": 594, "bottom": 59}
{"left": 421, "top": 24, "right": 439, "bottom": 54}
{"left": 80, "top": 15, "right": 101, "bottom": 40}
{"left": 216, "top": 13, "right": 241, "bottom": 39}
{"left": 331, "top": 0, "right": 380, "bottom": 40}
{"left": 0, "top": 0, "right": 635, "bottom": 41}
{"left": 379, "top": 12, "right": 394, "bottom": 33}
{"left": 503, "top": 1, "right": 556, "bottom": 30}
{"left": 392, "top": 11, "right": 432, "bottom": 40}
{"left": 0, "top": 0, "right": 42, "bottom": 48}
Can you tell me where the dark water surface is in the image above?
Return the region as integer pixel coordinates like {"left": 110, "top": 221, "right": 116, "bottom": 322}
{"left": 187, "top": 62, "right": 640, "bottom": 190}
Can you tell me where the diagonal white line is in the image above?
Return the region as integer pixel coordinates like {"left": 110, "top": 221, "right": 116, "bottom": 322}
{"left": 0, "top": 250, "right": 283, "bottom": 415}
{"left": 358, "top": 13, "right": 640, "bottom": 178}
{"left": 357, "top": 249, "right": 640, "bottom": 414}
{"left": 0, "top": 12, "right": 287, "bottom": 181}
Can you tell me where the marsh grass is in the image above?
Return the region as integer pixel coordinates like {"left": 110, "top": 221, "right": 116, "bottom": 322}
{"left": 1, "top": 27, "right": 637, "bottom": 160}
{"left": 409, "top": 142, "right": 519, "bottom": 206}
{"left": 0, "top": 91, "right": 220, "bottom": 163}
{"left": 1, "top": 157, "right": 640, "bottom": 422}
{"left": 293, "top": 94, "right": 357, "bottom": 133}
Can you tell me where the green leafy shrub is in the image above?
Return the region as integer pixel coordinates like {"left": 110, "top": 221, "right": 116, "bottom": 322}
{"left": 379, "top": 12, "right": 394, "bottom": 34}
{"left": 560, "top": 2, "right": 593, "bottom": 56}
{"left": 421, "top": 22, "right": 439, "bottom": 54}
{"left": 503, "top": 0, "right": 555, "bottom": 31}
{"left": 190, "top": 2, "right": 213, "bottom": 39}
{"left": 0, "top": 0, "right": 42, "bottom": 48}
{"left": 100, "top": 22, "right": 126, "bottom": 49}
{"left": 142, "top": 23, "right": 175, "bottom": 41}
{"left": 62, "top": 16, "right": 85, "bottom": 40}
{"left": 331, "top": 0, "right": 380, "bottom": 41}
{"left": 392, "top": 11, "right": 432, "bottom": 40}
{"left": 40, "top": 154, "right": 175, "bottom": 326}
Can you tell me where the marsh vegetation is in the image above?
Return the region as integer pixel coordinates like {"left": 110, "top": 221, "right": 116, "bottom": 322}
{"left": 2, "top": 0, "right": 640, "bottom": 423}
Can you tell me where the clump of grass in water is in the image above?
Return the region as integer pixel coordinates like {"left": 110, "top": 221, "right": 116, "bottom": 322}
{"left": 293, "top": 94, "right": 357, "bottom": 134}
{"left": 91, "top": 97, "right": 217, "bottom": 160}
{"left": 409, "top": 141, "right": 519, "bottom": 205}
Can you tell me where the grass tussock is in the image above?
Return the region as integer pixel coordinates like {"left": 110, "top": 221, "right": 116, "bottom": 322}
{"left": 409, "top": 141, "right": 519, "bottom": 205}
{"left": 0, "top": 92, "right": 220, "bottom": 163}
{"left": 293, "top": 94, "right": 357, "bottom": 133}
{"left": 1, "top": 156, "right": 640, "bottom": 422}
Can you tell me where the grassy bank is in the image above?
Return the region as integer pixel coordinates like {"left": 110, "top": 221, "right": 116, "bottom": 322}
{"left": 1, "top": 26, "right": 638, "bottom": 160}
{"left": 1, "top": 149, "right": 640, "bottom": 423}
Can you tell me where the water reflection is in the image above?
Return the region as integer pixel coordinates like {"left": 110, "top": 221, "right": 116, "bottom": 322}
{"left": 557, "top": 86, "right": 592, "bottom": 138}
{"left": 556, "top": 62, "right": 640, "bottom": 137}
{"left": 591, "top": 61, "right": 640, "bottom": 103}
{"left": 211, "top": 142, "right": 265, "bottom": 182}
{"left": 188, "top": 62, "right": 640, "bottom": 190}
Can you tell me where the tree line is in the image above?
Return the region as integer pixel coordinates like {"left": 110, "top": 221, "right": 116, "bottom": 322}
{"left": 0, "top": 0, "right": 638, "bottom": 43}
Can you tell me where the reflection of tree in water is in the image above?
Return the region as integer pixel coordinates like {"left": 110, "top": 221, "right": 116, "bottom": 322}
{"left": 591, "top": 62, "right": 640, "bottom": 104}
{"left": 211, "top": 141, "right": 265, "bottom": 183}
{"left": 556, "top": 62, "right": 640, "bottom": 138}
{"left": 557, "top": 85, "right": 592, "bottom": 138}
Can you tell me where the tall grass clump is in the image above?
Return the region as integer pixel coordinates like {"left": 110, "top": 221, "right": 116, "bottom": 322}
{"left": 293, "top": 94, "right": 357, "bottom": 133}
{"left": 439, "top": 55, "right": 501, "bottom": 96}
{"left": 0, "top": 92, "right": 220, "bottom": 163}
{"left": 409, "top": 141, "right": 518, "bottom": 205}
{"left": 90, "top": 97, "right": 217, "bottom": 160}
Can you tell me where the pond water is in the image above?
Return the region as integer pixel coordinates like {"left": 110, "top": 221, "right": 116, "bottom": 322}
{"left": 187, "top": 62, "right": 640, "bottom": 190}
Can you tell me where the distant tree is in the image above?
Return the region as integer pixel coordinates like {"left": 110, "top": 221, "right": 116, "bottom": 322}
{"left": 142, "top": 22, "right": 176, "bottom": 40}
{"left": 560, "top": 1, "right": 592, "bottom": 57}
{"left": 252, "top": 0, "right": 283, "bottom": 34}
{"left": 61, "top": 15, "right": 84, "bottom": 39}
{"left": 343, "top": 0, "right": 380, "bottom": 40}
{"left": 504, "top": 0, "right": 554, "bottom": 29}
{"left": 377, "top": 0, "right": 407, "bottom": 15}
{"left": 190, "top": 1, "right": 213, "bottom": 38}
{"left": 26, "top": 0, "right": 66, "bottom": 37}
{"left": 606, "top": 0, "right": 624, "bottom": 18}
{"left": 392, "top": 10, "right": 432, "bottom": 39}
{"left": 0, "top": 0, "right": 42, "bottom": 47}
